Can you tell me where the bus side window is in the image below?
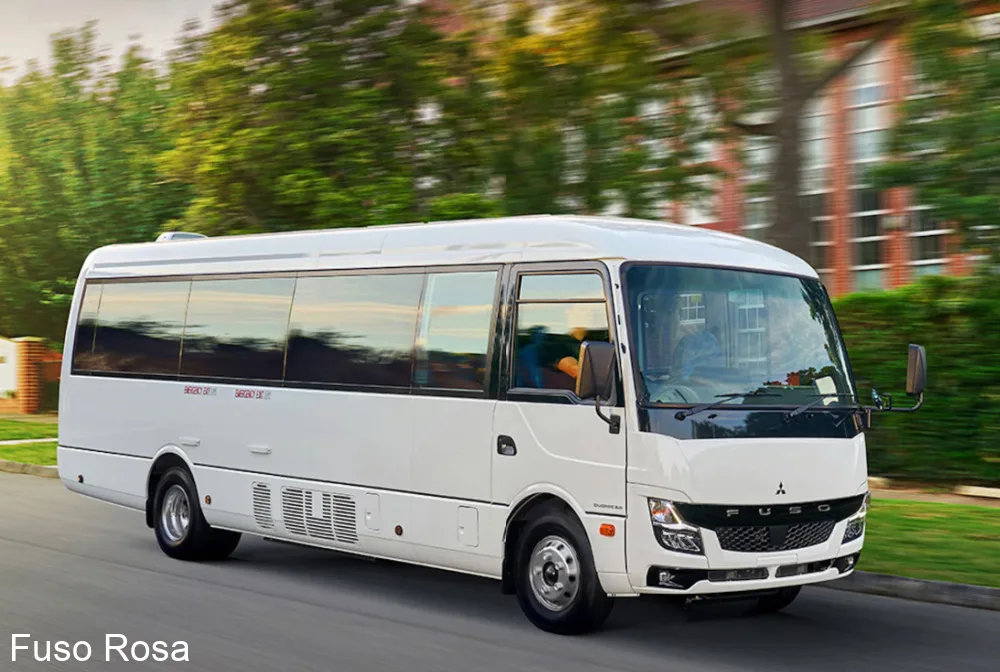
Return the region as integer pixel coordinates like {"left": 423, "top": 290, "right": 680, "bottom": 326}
{"left": 512, "top": 273, "right": 610, "bottom": 395}
{"left": 413, "top": 271, "right": 498, "bottom": 392}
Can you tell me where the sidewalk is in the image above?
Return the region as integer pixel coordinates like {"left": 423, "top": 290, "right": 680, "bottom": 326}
{"left": 872, "top": 487, "right": 1000, "bottom": 508}
{"left": 0, "top": 437, "right": 57, "bottom": 446}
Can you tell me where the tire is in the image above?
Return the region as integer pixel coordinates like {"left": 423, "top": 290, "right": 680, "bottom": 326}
{"left": 152, "top": 466, "right": 241, "bottom": 561}
{"left": 750, "top": 586, "right": 801, "bottom": 614}
{"left": 514, "top": 507, "right": 614, "bottom": 635}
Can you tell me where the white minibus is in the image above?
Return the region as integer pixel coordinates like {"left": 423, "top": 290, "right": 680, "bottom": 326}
{"left": 57, "top": 215, "right": 926, "bottom": 634}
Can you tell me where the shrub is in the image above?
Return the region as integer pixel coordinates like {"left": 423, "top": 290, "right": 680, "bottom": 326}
{"left": 834, "top": 274, "right": 1000, "bottom": 487}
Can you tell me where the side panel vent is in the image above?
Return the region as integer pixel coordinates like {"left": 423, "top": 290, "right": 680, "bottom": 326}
{"left": 252, "top": 482, "right": 274, "bottom": 530}
{"left": 281, "top": 487, "right": 358, "bottom": 545}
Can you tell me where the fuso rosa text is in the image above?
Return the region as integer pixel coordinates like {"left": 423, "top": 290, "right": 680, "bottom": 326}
{"left": 11, "top": 634, "right": 189, "bottom": 663}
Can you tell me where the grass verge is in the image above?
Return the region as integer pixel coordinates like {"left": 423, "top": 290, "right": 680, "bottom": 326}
{"left": 0, "top": 418, "right": 59, "bottom": 441}
{"left": 0, "top": 442, "right": 57, "bottom": 466}
{"left": 861, "top": 498, "right": 1000, "bottom": 589}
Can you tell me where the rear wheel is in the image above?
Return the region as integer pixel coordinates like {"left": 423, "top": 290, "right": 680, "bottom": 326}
{"left": 153, "top": 466, "right": 241, "bottom": 561}
{"left": 750, "top": 586, "right": 801, "bottom": 614}
{"left": 514, "top": 508, "right": 613, "bottom": 635}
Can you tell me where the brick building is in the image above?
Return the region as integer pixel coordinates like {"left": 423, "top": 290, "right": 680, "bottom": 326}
{"left": 658, "top": 0, "right": 1000, "bottom": 297}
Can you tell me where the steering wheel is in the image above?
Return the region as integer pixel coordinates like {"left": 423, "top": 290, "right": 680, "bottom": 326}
{"left": 649, "top": 384, "right": 701, "bottom": 404}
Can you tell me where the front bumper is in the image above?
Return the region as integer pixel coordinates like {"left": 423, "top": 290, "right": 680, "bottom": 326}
{"left": 627, "top": 485, "right": 866, "bottom": 595}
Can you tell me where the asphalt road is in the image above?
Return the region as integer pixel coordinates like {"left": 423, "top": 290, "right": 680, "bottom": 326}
{"left": 1, "top": 472, "right": 997, "bottom": 672}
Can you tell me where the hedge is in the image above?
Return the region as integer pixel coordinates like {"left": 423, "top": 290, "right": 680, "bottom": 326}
{"left": 833, "top": 274, "right": 1000, "bottom": 488}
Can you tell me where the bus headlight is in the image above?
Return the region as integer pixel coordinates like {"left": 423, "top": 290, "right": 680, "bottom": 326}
{"left": 842, "top": 491, "right": 870, "bottom": 543}
{"left": 647, "top": 498, "right": 704, "bottom": 555}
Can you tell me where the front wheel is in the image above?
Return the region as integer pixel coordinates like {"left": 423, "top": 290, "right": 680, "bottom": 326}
{"left": 750, "top": 586, "right": 801, "bottom": 614}
{"left": 153, "top": 466, "right": 241, "bottom": 561}
{"left": 514, "top": 510, "right": 614, "bottom": 635}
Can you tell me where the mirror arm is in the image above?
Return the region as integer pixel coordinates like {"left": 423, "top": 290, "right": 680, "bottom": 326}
{"left": 594, "top": 394, "right": 621, "bottom": 434}
{"left": 594, "top": 367, "right": 621, "bottom": 435}
{"left": 888, "top": 391, "right": 924, "bottom": 413}
{"left": 864, "top": 391, "right": 924, "bottom": 415}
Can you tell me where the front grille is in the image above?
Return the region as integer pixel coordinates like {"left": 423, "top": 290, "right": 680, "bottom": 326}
{"left": 715, "top": 521, "right": 835, "bottom": 553}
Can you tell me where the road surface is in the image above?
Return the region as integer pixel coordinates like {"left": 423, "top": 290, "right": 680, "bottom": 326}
{"left": 0, "top": 472, "right": 996, "bottom": 671}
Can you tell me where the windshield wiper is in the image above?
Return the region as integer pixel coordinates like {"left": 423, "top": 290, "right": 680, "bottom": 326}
{"left": 785, "top": 393, "right": 859, "bottom": 419}
{"left": 674, "top": 389, "right": 780, "bottom": 421}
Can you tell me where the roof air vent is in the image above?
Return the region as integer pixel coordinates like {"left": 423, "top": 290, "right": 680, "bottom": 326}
{"left": 156, "top": 231, "right": 208, "bottom": 242}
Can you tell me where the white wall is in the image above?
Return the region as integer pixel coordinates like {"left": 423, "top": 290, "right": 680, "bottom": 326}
{"left": 0, "top": 339, "right": 17, "bottom": 396}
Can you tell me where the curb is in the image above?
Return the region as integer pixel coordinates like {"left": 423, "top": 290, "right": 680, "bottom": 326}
{"left": 817, "top": 570, "right": 1000, "bottom": 611}
{"left": 0, "top": 459, "right": 59, "bottom": 479}
{"left": 869, "top": 476, "right": 1000, "bottom": 501}
{"left": 0, "top": 437, "right": 58, "bottom": 446}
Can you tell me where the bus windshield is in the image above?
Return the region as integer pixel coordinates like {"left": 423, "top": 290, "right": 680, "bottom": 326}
{"left": 623, "top": 264, "right": 858, "bottom": 409}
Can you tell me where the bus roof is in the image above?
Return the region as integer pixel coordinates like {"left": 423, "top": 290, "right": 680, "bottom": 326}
{"left": 81, "top": 215, "right": 818, "bottom": 280}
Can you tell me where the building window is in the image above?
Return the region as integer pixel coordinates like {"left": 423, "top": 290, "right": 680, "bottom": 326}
{"left": 850, "top": 44, "right": 888, "bottom": 107}
{"left": 741, "top": 130, "right": 772, "bottom": 238}
{"left": 849, "top": 188, "right": 890, "bottom": 291}
{"left": 686, "top": 176, "right": 716, "bottom": 226}
{"left": 909, "top": 206, "right": 953, "bottom": 276}
{"left": 802, "top": 95, "right": 831, "bottom": 191}
{"left": 849, "top": 44, "right": 889, "bottom": 171}
{"left": 689, "top": 83, "right": 716, "bottom": 165}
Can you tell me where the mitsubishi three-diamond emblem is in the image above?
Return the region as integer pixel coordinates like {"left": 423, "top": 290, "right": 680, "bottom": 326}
{"left": 776, "top": 482, "right": 787, "bottom": 495}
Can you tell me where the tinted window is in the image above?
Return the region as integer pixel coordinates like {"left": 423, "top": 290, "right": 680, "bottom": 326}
{"left": 180, "top": 277, "right": 295, "bottom": 380}
{"left": 512, "top": 273, "right": 610, "bottom": 394}
{"left": 519, "top": 273, "right": 605, "bottom": 301}
{"left": 72, "top": 283, "right": 103, "bottom": 371}
{"left": 414, "top": 271, "right": 497, "bottom": 391}
{"left": 285, "top": 273, "right": 423, "bottom": 387}
{"left": 90, "top": 281, "right": 191, "bottom": 375}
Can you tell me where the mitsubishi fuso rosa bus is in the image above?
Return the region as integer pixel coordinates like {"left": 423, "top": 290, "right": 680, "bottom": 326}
{"left": 57, "top": 215, "right": 926, "bottom": 634}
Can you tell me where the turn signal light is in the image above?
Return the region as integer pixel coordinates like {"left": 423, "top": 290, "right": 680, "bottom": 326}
{"left": 600, "top": 523, "right": 616, "bottom": 537}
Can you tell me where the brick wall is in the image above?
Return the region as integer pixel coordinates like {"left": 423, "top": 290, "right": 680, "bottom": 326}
{"left": 0, "top": 338, "right": 61, "bottom": 415}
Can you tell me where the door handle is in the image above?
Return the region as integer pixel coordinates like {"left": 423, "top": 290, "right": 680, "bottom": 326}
{"left": 179, "top": 437, "right": 200, "bottom": 448}
{"left": 249, "top": 444, "right": 272, "bottom": 455}
{"left": 497, "top": 435, "right": 517, "bottom": 457}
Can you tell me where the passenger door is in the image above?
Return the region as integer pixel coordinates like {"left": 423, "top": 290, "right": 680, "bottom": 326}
{"left": 491, "top": 263, "right": 627, "bottom": 517}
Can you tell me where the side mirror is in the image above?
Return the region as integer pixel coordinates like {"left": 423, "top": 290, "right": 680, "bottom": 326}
{"left": 906, "top": 344, "right": 927, "bottom": 396}
{"left": 576, "top": 340, "right": 616, "bottom": 402}
{"left": 576, "top": 340, "right": 621, "bottom": 434}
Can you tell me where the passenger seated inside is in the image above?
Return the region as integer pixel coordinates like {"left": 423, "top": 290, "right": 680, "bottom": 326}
{"left": 515, "top": 326, "right": 595, "bottom": 392}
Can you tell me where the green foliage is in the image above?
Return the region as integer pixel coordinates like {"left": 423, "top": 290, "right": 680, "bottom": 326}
{"left": 0, "top": 23, "right": 188, "bottom": 341}
{"left": 834, "top": 275, "right": 1000, "bottom": 486}
{"left": 870, "top": 0, "right": 1000, "bottom": 258}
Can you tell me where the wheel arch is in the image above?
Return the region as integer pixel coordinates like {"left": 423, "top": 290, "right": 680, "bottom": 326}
{"left": 145, "top": 447, "right": 195, "bottom": 528}
{"left": 500, "top": 487, "right": 590, "bottom": 595}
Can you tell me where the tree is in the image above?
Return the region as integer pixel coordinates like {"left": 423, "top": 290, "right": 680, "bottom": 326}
{"left": 449, "top": 0, "right": 721, "bottom": 219}
{"left": 0, "top": 23, "right": 186, "bottom": 342}
{"left": 579, "top": 0, "right": 908, "bottom": 261}
{"left": 160, "top": 0, "right": 447, "bottom": 235}
{"left": 870, "top": 0, "right": 1000, "bottom": 264}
